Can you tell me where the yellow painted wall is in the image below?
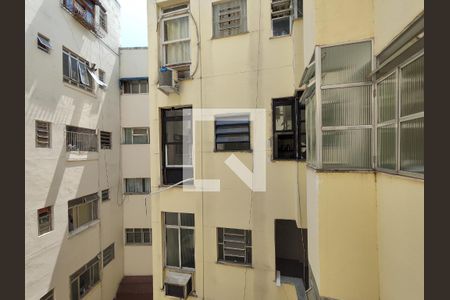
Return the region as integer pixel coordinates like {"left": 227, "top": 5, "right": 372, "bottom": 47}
{"left": 376, "top": 173, "right": 424, "bottom": 300}
{"left": 373, "top": 0, "right": 424, "bottom": 54}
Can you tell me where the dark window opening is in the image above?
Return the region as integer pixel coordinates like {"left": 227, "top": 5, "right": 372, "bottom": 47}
{"left": 100, "top": 131, "right": 111, "bottom": 149}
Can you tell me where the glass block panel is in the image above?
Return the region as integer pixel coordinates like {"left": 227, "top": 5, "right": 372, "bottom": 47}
{"left": 400, "top": 55, "right": 424, "bottom": 116}
{"left": 377, "top": 124, "right": 396, "bottom": 170}
{"left": 322, "top": 128, "right": 372, "bottom": 169}
{"left": 400, "top": 118, "right": 424, "bottom": 173}
{"left": 321, "top": 41, "right": 372, "bottom": 85}
{"left": 322, "top": 85, "right": 372, "bottom": 126}
{"left": 377, "top": 73, "right": 397, "bottom": 123}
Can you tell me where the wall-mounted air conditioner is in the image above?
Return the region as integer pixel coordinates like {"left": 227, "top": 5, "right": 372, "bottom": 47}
{"left": 164, "top": 270, "right": 193, "bottom": 299}
{"left": 158, "top": 67, "right": 179, "bottom": 94}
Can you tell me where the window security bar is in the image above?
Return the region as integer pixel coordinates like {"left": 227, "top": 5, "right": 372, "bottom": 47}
{"left": 66, "top": 130, "right": 98, "bottom": 152}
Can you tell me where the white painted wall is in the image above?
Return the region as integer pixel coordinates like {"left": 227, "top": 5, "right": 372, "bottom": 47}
{"left": 25, "top": 1, "right": 123, "bottom": 299}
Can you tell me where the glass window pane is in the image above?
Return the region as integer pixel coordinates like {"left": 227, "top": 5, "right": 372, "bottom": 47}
{"left": 400, "top": 118, "right": 424, "bottom": 173}
{"left": 71, "top": 280, "right": 79, "bottom": 300}
{"left": 322, "top": 85, "right": 372, "bottom": 126}
{"left": 140, "top": 81, "right": 148, "bottom": 93}
{"left": 63, "top": 52, "right": 70, "bottom": 77}
{"left": 165, "top": 120, "right": 192, "bottom": 143}
{"left": 124, "top": 128, "right": 132, "bottom": 144}
{"left": 166, "top": 228, "right": 180, "bottom": 267}
{"left": 134, "top": 229, "right": 142, "bottom": 243}
{"left": 322, "top": 128, "right": 372, "bottom": 169}
{"left": 377, "top": 124, "right": 396, "bottom": 170}
{"left": 275, "top": 105, "right": 293, "bottom": 131}
{"left": 274, "top": 133, "right": 295, "bottom": 159}
{"left": 126, "top": 229, "right": 134, "bottom": 243}
{"left": 321, "top": 41, "right": 372, "bottom": 85}
{"left": 131, "top": 81, "right": 139, "bottom": 93}
{"left": 181, "top": 213, "right": 194, "bottom": 226}
{"left": 377, "top": 73, "right": 397, "bottom": 123}
{"left": 165, "top": 212, "right": 179, "bottom": 225}
{"left": 272, "top": 17, "right": 290, "bottom": 36}
{"left": 70, "top": 57, "right": 79, "bottom": 81}
{"left": 166, "top": 144, "right": 192, "bottom": 166}
{"left": 124, "top": 82, "right": 131, "bottom": 94}
{"left": 400, "top": 55, "right": 424, "bottom": 116}
{"left": 133, "top": 134, "right": 149, "bottom": 144}
{"left": 181, "top": 228, "right": 195, "bottom": 268}
{"left": 78, "top": 203, "right": 91, "bottom": 227}
{"left": 306, "top": 94, "right": 317, "bottom": 165}
{"left": 164, "top": 16, "right": 189, "bottom": 41}
{"left": 165, "top": 41, "right": 191, "bottom": 65}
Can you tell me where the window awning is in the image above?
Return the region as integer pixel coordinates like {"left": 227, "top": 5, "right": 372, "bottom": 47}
{"left": 37, "top": 35, "right": 52, "bottom": 49}
{"left": 87, "top": 68, "right": 108, "bottom": 87}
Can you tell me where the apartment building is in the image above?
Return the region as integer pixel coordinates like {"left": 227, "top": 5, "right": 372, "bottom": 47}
{"left": 25, "top": 1, "right": 124, "bottom": 299}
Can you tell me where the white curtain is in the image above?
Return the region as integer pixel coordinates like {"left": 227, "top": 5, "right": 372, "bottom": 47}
{"left": 164, "top": 16, "right": 190, "bottom": 65}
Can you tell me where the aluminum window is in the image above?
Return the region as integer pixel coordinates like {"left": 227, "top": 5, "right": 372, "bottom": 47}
{"left": 37, "top": 34, "right": 51, "bottom": 53}
{"left": 40, "top": 289, "right": 54, "bottom": 300}
{"left": 125, "top": 178, "right": 150, "bottom": 194}
{"left": 102, "top": 243, "right": 114, "bottom": 267}
{"left": 123, "top": 128, "right": 149, "bottom": 144}
{"left": 62, "top": 0, "right": 96, "bottom": 31}
{"left": 164, "top": 212, "right": 195, "bottom": 269}
{"left": 217, "top": 228, "right": 252, "bottom": 266}
{"left": 125, "top": 228, "right": 151, "bottom": 245}
{"left": 68, "top": 193, "right": 99, "bottom": 233}
{"left": 215, "top": 115, "right": 250, "bottom": 151}
{"left": 36, "top": 120, "right": 51, "bottom": 148}
{"left": 100, "top": 131, "right": 111, "bottom": 149}
{"left": 212, "top": 0, "right": 247, "bottom": 38}
{"left": 122, "top": 80, "right": 148, "bottom": 94}
{"left": 63, "top": 48, "right": 93, "bottom": 92}
{"left": 70, "top": 254, "right": 101, "bottom": 300}
{"left": 38, "top": 207, "right": 53, "bottom": 236}
{"left": 101, "top": 189, "right": 109, "bottom": 201}
{"left": 271, "top": 0, "right": 293, "bottom": 36}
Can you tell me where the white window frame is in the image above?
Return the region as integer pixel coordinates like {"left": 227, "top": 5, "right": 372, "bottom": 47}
{"left": 63, "top": 47, "right": 94, "bottom": 92}
{"left": 68, "top": 193, "right": 99, "bottom": 233}
{"left": 217, "top": 227, "right": 252, "bottom": 266}
{"left": 123, "top": 127, "right": 150, "bottom": 144}
{"left": 124, "top": 178, "right": 150, "bottom": 194}
{"left": 270, "top": 0, "right": 293, "bottom": 37}
{"left": 160, "top": 6, "right": 191, "bottom": 67}
{"left": 125, "top": 228, "right": 152, "bottom": 245}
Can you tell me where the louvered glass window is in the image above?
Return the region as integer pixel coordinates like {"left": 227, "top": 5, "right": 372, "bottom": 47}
{"left": 102, "top": 243, "right": 114, "bottom": 267}
{"left": 271, "top": 0, "right": 292, "bottom": 36}
{"left": 213, "top": 0, "right": 247, "bottom": 38}
{"left": 217, "top": 228, "right": 252, "bottom": 265}
{"left": 36, "top": 121, "right": 51, "bottom": 148}
{"left": 215, "top": 115, "right": 250, "bottom": 151}
{"left": 100, "top": 131, "right": 111, "bottom": 149}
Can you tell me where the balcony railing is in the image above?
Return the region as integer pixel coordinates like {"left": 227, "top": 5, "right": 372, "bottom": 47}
{"left": 66, "top": 130, "right": 98, "bottom": 152}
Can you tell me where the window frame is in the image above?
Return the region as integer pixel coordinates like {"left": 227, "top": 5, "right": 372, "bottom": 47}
{"left": 68, "top": 193, "right": 99, "bottom": 234}
{"left": 70, "top": 254, "right": 101, "bottom": 300}
{"left": 100, "top": 131, "right": 112, "bottom": 149}
{"left": 374, "top": 51, "right": 424, "bottom": 179}
{"left": 124, "top": 178, "right": 150, "bottom": 194}
{"left": 217, "top": 227, "right": 252, "bottom": 266}
{"left": 101, "top": 189, "right": 110, "bottom": 201}
{"left": 40, "top": 289, "right": 54, "bottom": 300}
{"left": 36, "top": 120, "right": 51, "bottom": 148}
{"left": 102, "top": 243, "right": 114, "bottom": 267}
{"left": 212, "top": 0, "right": 247, "bottom": 39}
{"left": 125, "top": 228, "right": 152, "bottom": 245}
{"left": 37, "top": 33, "right": 52, "bottom": 53}
{"left": 163, "top": 212, "right": 195, "bottom": 270}
{"left": 270, "top": 0, "right": 293, "bottom": 37}
{"left": 99, "top": 8, "right": 107, "bottom": 32}
{"left": 38, "top": 206, "right": 53, "bottom": 236}
{"left": 63, "top": 47, "right": 94, "bottom": 92}
{"left": 122, "top": 80, "right": 149, "bottom": 94}
{"left": 62, "top": 0, "right": 96, "bottom": 31}
{"left": 214, "top": 114, "right": 251, "bottom": 152}
{"left": 123, "top": 127, "right": 150, "bottom": 144}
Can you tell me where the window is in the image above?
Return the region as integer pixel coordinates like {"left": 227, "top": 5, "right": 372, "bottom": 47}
{"left": 98, "top": 69, "right": 106, "bottom": 89}
{"left": 38, "top": 207, "right": 52, "bottom": 235}
{"left": 123, "top": 128, "right": 149, "bottom": 144}
{"left": 103, "top": 243, "right": 114, "bottom": 267}
{"left": 212, "top": 0, "right": 247, "bottom": 38}
{"left": 164, "top": 212, "right": 195, "bottom": 269}
{"left": 271, "top": 0, "right": 293, "bottom": 36}
{"left": 273, "top": 97, "right": 306, "bottom": 160}
{"left": 217, "top": 228, "right": 252, "bottom": 265}
{"left": 100, "top": 131, "right": 111, "bottom": 149}
{"left": 66, "top": 126, "right": 98, "bottom": 152}
{"left": 40, "top": 289, "right": 54, "bottom": 300}
{"left": 125, "top": 178, "right": 150, "bottom": 194}
{"left": 36, "top": 120, "right": 51, "bottom": 148}
{"left": 161, "top": 5, "right": 190, "bottom": 67}
{"left": 101, "top": 189, "right": 109, "bottom": 201}
{"left": 62, "top": 0, "right": 96, "bottom": 30}
{"left": 68, "top": 193, "right": 99, "bottom": 233}
{"left": 162, "top": 107, "right": 193, "bottom": 185}
{"left": 125, "top": 228, "right": 152, "bottom": 245}
{"left": 70, "top": 254, "right": 100, "bottom": 300}
{"left": 99, "top": 9, "right": 107, "bottom": 32}
{"left": 215, "top": 115, "right": 250, "bottom": 151}
{"left": 63, "top": 48, "right": 93, "bottom": 92}
{"left": 294, "top": 0, "right": 303, "bottom": 18}
{"left": 37, "top": 34, "right": 51, "bottom": 53}
{"left": 122, "top": 79, "right": 149, "bottom": 94}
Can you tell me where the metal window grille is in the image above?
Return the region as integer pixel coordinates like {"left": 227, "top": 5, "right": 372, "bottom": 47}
{"left": 40, "top": 289, "right": 54, "bottom": 300}
{"left": 36, "top": 121, "right": 51, "bottom": 148}
{"left": 38, "top": 207, "right": 52, "bottom": 235}
{"left": 125, "top": 228, "right": 151, "bottom": 245}
{"left": 62, "top": 48, "right": 94, "bottom": 92}
{"left": 164, "top": 212, "right": 195, "bottom": 269}
{"left": 100, "top": 131, "right": 111, "bottom": 149}
{"left": 217, "top": 228, "right": 252, "bottom": 265}
{"left": 213, "top": 0, "right": 247, "bottom": 38}
{"left": 101, "top": 189, "right": 109, "bottom": 201}
{"left": 68, "top": 193, "right": 99, "bottom": 232}
{"left": 215, "top": 115, "right": 250, "bottom": 151}
{"left": 102, "top": 243, "right": 114, "bottom": 267}
{"left": 70, "top": 253, "right": 101, "bottom": 300}
{"left": 124, "top": 178, "right": 150, "bottom": 194}
{"left": 66, "top": 126, "right": 98, "bottom": 152}
{"left": 271, "top": 0, "right": 292, "bottom": 36}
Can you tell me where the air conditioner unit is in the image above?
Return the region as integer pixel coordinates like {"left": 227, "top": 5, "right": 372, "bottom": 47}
{"left": 164, "top": 270, "right": 193, "bottom": 299}
{"left": 158, "top": 67, "right": 179, "bottom": 94}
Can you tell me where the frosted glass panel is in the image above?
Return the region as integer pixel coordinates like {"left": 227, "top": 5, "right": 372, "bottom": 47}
{"left": 164, "top": 16, "right": 189, "bottom": 41}
{"left": 400, "top": 55, "right": 424, "bottom": 116}
{"left": 400, "top": 118, "right": 424, "bottom": 173}
{"left": 165, "top": 41, "right": 190, "bottom": 65}
{"left": 377, "top": 124, "right": 396, "bottom": 170}
{"left": 377, "top": 73, "right": 396, "bottom": 123}
{"left": 321, "top": 41, "right": 372, "bottom": 85}
{"left": 306, "top": 94, "right": 316, "bottom": 165}
{"left": 322, "top": 129, "right": 371, "bottom": 169}
{"left": 322, "top": 85, "right": 371, "bottom": 126}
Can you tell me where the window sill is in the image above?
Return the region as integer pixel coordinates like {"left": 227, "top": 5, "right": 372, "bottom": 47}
{"left": 38, "top": 230, "right": 54, "bottom": 237}
{"left": 269, "top": 34, "right": 292, "bottom": 40}
{"left": 66, "top": 152, "right": 99, "bottom": 161}
{"left": 216, "top": 261, "right": 252, "bottom": 269}
{"left": 164, "top": 266, "right": 195, "bottom": 273}
{"left": 211, "top": 31, "right": 249, "bottom": 40}
{"left": 121, "top": 143, "right": 150, "bottom": 146}
{"left": 63, "top": 82, "right": 97, "bottom": 98}
{"left": 123, "top": 192, "right": 150, "bottom": 195}
{"left": 214, "top": 149, "right": 253, "bottom": 153}
{"left": 68, "top": 220, "right": 100, "bottom": 239}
